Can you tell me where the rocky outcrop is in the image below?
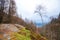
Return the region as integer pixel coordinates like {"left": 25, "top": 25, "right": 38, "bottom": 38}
{"left": 0, "top": 24, "right": 25, "bottom": 40}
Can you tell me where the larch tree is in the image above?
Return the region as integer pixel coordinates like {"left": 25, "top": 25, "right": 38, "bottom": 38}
{"left": 34, "top": 5, "right": 44, "bottom": 24}
{"left": 34, "top": 5, "right": 47, "bottom": 36}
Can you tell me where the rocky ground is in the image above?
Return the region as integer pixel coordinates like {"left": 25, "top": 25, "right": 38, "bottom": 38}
{"left": 0, "top": 24, "right": 26, "bottom": 40}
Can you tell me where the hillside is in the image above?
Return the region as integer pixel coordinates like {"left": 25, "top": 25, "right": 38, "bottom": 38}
{"left": 0, "top": 24, "right": 47, "bottom": 40}
{"left": 0, "top": 24, "right": 31, "bottom": 40}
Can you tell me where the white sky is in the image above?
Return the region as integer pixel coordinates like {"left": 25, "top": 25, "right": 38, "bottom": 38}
{"left": 15, "top": 0, "right": 60, "bottom": 23}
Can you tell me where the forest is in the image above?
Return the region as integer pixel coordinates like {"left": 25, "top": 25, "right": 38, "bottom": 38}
{"left": 0, "top": 0, "right": 60, "bottom": 40}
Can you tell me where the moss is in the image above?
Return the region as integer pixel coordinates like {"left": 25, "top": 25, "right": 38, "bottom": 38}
{"left": 11, "top": 28, "right": 31, "bottom": 40}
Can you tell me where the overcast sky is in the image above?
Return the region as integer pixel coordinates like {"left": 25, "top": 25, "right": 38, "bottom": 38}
{"left": 15, "top": 0, "right": 60, "bottom": 23}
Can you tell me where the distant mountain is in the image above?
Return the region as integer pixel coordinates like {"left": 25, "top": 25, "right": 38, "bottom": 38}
{"left": 35, "top": 22, "right": 46, "bottom": 27}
